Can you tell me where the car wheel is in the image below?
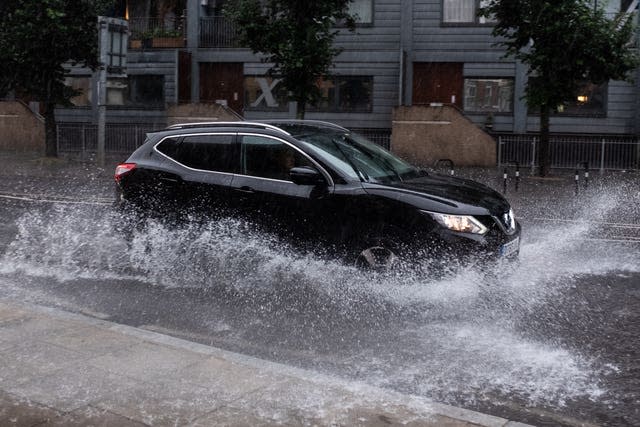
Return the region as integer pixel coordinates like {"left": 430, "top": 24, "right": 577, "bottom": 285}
{"left": 355, "top": 244, "right": 398, "bottom": 270}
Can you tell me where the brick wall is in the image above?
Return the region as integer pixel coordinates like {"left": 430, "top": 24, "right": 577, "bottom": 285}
{"left": 166, "top": 103, "right": 242, "bottom": 126}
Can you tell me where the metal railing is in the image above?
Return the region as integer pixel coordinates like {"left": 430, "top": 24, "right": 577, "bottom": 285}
{"left": 128, "top": 16, "right": 186, "bottom": 49}
{"left": 353, "top": 128, "right": 392, "bottom": 150}
{"left": 57, "top": 123, "right": 392, "bottom": 157}
{"left": 199, "top": 16, "right": 240, "bottom": 48}
{"left": 57, "top": 123, "right": 165, "bottom": 157}
{"left": 496, "top": 133, "right": 640, "bottom": 172}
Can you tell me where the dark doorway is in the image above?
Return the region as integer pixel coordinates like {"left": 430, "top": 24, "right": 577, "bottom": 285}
{"left": 199, "top": 62, "right": 244, "bottom": 115}
{"left": 412, "top": 62, "right": 463, "bottom": 109}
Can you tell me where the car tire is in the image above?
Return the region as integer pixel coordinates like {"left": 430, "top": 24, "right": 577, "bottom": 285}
{"left": 354, "top": 244, "right": 398, "bottom": 270}
{"left": 353, "top": 231, "right": 404, "bottom": 271}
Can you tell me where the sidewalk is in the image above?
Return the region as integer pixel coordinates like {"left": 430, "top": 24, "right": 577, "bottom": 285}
{"left": 0, "top": 300, "right": 532, "bottom": 427}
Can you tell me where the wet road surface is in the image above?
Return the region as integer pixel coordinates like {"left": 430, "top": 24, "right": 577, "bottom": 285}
{"left": 0, "top": 165, "right": 639, "bottom": 426}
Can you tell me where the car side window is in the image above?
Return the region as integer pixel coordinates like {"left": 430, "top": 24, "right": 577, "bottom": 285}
{"left": 241, "top": 135, "right": 314, "bottom": 181}
{"left": 157, "top": 134, "right": 236, "bottom": 173}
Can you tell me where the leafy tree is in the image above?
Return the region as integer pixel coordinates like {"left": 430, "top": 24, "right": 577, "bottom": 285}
{"left": 0, "top": 1, "right": 112, "bottom": 157}
{"left": 226, "top": 0, "right": 355, "bottom": 118}
{"left": 480, "top": 0, "right": 638, "bottom": 176}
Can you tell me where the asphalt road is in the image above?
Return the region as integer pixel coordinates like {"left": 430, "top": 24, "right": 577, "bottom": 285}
{"left": 0, "top": 164, "right": 638, "bottom": 426}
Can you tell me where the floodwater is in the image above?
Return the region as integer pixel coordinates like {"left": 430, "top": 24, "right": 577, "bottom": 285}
{"left": 1, "top": 179, "right": 639, "bottom": 426}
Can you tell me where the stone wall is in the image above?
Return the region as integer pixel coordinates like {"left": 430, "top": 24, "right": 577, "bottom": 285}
{"left": 0, "top": 101, "right": 45, "bottom": 152}
{"left": 391, "top": 105, "right": 496, "bottom": 167}
{"left": 166, "top": 103, "right": 242, "bottom": 126}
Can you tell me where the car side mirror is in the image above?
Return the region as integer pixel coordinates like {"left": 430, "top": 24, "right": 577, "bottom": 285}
{"left": 289, "top": 166, "right": 325, "bottom": 186}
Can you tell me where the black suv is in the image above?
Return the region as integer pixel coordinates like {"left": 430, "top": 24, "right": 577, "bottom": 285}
{"left": 115, "top": 120, "right": 520, "bottom": 269}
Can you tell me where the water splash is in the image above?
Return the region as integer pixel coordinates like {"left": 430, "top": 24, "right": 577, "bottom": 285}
{"left": 0, "top": 185, "right": 638, "bottom": 413}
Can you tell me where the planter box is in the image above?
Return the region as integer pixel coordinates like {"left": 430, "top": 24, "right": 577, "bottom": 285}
{"left": 152, "top": 37, "right": 184, "bottom": 48}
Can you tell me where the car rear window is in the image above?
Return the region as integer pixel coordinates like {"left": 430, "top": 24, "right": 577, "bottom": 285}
{"left": 157, "top": 134, "right": 237, "bottom": 173}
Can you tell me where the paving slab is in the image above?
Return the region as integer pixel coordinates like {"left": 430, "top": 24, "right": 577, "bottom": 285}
{"left": 0, "top": 299, "right": 534, "bottom": 426}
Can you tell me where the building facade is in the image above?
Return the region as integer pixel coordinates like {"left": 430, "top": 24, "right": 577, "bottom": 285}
{"left": 58, "top": 0, "right": 640, "bottom": 137}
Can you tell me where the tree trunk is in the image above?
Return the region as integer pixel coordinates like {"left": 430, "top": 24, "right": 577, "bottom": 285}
{"left": 43, "top": 102, "right": 58, "bottom": 158}
{"left": 538, "top": 105, "right": 551, "bottom": 177}
{"left": 296, "top": 100, "right": 306, "bottom": 119}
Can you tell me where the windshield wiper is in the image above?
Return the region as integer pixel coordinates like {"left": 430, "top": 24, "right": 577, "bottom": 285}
{"left": 340, "top": 136, "right": 403, "bottom": 182}
{"left": 329, "top": 137, "right": 369, "bottom": 182}
{"left": 377, "top": 155, "right": 404, "bottom": 182}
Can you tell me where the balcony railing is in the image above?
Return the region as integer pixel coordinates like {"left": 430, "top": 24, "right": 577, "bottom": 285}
{"left": 128, "top": 17, "right": 186, "bottom": 49}
{"left": 199, "top": 16, "right": 240, "bottom": 48}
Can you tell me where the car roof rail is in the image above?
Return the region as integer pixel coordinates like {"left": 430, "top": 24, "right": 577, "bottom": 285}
{"left": 260, "top": 119, "right": 349, "bottom": 132}
{"left": 165, "top": 121, "right": 291, "bottom": 135}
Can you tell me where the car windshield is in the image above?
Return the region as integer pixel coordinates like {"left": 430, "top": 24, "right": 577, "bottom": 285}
{"left": 283, "top": 125, "right": 421, "bottom": 183}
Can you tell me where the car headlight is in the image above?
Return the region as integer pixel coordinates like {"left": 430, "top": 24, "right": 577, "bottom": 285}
{"left": 422, "top": 211, "right": 489, "bottom": 235}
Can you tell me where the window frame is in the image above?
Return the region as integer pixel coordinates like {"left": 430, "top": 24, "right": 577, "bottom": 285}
{"left": 238, "top": 133, "right": 334, "bottom": 186}
{"left": 308, "top": 75, "right": 374, "bottom": 113}
{"left": 554, "top": 81, "right": 608, "bottom": 118}
{"left": 441, "top": 0, "right": 496, "bottom": 26}
{"left": 347, "top": 0, "right": 374, "bottom": 27}
{"left": 526, "top": 78, "right": 609, "bottom": 118}
{"left": 123, "top": 74, "right": 166, "bottom": 109}
{"left": 154, "top": 132, "right": 238, "bottom": 174}
{"left": 244, "top": 75, "right": 290, "bottom": 112}
{"left": 463, "top": 77, "right": 514, "bottom": 114}
{"left": 64, "top": 76, "right": 93, "bottom": 108}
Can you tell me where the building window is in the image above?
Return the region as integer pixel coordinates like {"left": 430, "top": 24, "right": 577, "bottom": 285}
{"left": 64, "top": 77, "right": 92, "bottom": 107}
{"left": 621, "top": 0, "right": 636, "bottom": 12}
{"left": 127, "top": 75, "right": 165, "bottom": 107}
{"left": 63, "top": 75, "right": 165, "bottom": 108}
{"left": 244, "top": 76, "right": 289, "bottom": 112}
{"left": 310, "top": 76, "right": 373, "bottom": 113}
{"left": 245, "top": 75, "right": 373, "bottom": 113}
{"left": 443, "top": 0, "right": 495, "bottom": 24}
{"left": 464, "top": 78, "right": 513, "bottom": 113}
{"left": 349, "top": 0, "right": 373, "bottom": 25}
{"left": 556, "top": 81, "right": 607, "bottom": 116}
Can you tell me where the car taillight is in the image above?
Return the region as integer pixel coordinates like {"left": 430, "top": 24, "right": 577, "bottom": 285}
{"left": 115, "top": 163, "right": 136, "bottom": 183}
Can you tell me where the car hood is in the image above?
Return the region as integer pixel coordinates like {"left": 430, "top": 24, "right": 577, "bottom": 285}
{"left": 362, "top": 174, "right": 511, "bottom": 215}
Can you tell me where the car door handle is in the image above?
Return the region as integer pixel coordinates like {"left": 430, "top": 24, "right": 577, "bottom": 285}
{"left": 235, "top": 186, "right": 255, "bottom": 194}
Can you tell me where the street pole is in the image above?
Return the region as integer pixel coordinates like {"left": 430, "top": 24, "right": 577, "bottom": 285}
{"left": 97, "top": 18, "right": 108, "bottom": 168}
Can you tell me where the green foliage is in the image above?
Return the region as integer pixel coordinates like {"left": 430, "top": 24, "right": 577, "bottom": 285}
{"left": 0, "top": 0, "right": 106, "bottom": 103}
{"left": 479, "top": 0, "right": 638, "bottom": 175}
{"left": 225, "top": 0, "right": 355, "bottom": 117}
{"left": 480, "top": 0, "right": 639, "bottom": 110}
{"left": 0, "top": 0, "right": 112, "bottom": 156}
{"left": 141, "top": 27, "right": 183, "bottom": 39}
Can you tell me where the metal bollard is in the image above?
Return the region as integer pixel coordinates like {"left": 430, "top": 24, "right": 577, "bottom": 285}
{"left": 503, "top": 168, "right": 508, "bottom": 194}
{"left": 583, "top": 162, "right": 589, "bottom": 189}
{"left": 511, "top": 160, "right": 521, "bottom": 192}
